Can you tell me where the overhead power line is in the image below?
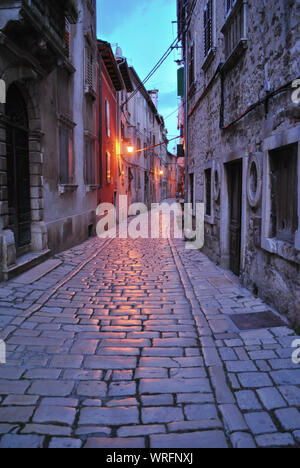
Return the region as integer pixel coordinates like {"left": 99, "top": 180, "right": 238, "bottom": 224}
{"left": 122, "top": 0, "right": 198, "bottom": 109}
{"left": 135, "top": 135, "right": 181, "bottom": 153}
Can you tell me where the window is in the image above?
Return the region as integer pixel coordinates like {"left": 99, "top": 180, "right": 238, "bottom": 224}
{"left": 138, "top": 171, "right": 141, "bottom": 189}
{"left": 270, "top": 145, "right": 298, "bottom": 244}
{"left": 85, "top": 43, "right": 95, "bottom": 91}
{"left": 105, "top": 99, "right": 110, "bottom": 137}
{"left": 59, "top": 124, "right": 74, "bottom": 184}
{"left": 189, "top": 43, "right": 195, "bottom": 88}
{"left": 150, "top": 153, "right": 154, "bottom": 171}
{"left": 85, "top": 139, "right": 95, "bottom": 185}
{"left": 204, "top": 0, "right": 213, "bottom": 57}
{"left": 222, "top": 0, "right": 247, "bottom": 62}
{"left": 262, "top": 129, "right": 300, "bottom": 262}
{"left": 205, "top": 169, "right": 212, "bottom": 217}
{"left": 121, "top": 121, "right": 125, "bottom": 140}
{"left": 106, "top": 152, "right": 111, "bottom": 184}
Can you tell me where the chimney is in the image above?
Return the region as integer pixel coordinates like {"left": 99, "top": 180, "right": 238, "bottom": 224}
{"left": 148, "top": 89, "right": 159, "bottom": 109}
{"left": 115, "top": 46, "right": 123, "bottom": 58}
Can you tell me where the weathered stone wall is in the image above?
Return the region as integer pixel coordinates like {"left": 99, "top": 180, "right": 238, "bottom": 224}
{"left": 186, "top": 0, "right": 300, "bottom": 324}
{"left": 0, "top": 0, "right": 98, "bottom": 275}
{"left": 42, "top": 0, "right": 97, "bottom": 254}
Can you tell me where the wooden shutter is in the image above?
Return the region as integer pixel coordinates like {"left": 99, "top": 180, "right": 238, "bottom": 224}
{"left": 189, "top": 43, "right": 195, "bottom": 87}
{"left": 205, "top": 169, "right": 212, "bottom": 216}
{"left": 86, "top": 46, "right": 94, "bottom": 89}
{"left": 271, "top": 146, "right": 298, "bottom": 243}
{"left": 204, "top": 0, "right": 213, "bottom": 57}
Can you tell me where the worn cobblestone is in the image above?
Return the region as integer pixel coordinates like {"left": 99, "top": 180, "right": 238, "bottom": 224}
{"left": 0, "top": 220, "right": 299, "bottom": 448}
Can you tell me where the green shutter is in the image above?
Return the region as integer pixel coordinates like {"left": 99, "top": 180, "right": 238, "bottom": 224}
{"left": 177, "top": 144, "right": 185, "bottom": 158}
{"left": 177, "top": 67, "right": 184, "bottom": 97}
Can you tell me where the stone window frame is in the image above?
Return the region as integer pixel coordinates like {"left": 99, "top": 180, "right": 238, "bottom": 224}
{"left": 221, "top": 0, "right": 248, "bottom": 71}
{"left": 204, "top": 161, "right": 214, "bottom": 225}
{"left": 261, "top": 126, "right": 300, "bottom": 265}
{"left": 84, "top": 34, "right": 97, "bottom": 99}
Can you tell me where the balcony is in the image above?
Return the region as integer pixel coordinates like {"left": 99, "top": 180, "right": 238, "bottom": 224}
{"left": 0, "top": 0, "right": 78, "bottom": 72}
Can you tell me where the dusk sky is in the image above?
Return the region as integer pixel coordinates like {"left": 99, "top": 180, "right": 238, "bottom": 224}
{"left": 97, "top": 0, "right": 180, "bottom": 153}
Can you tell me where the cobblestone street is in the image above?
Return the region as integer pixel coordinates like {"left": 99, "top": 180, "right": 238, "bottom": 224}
{"left": 0, "top": 225, "right": 300, "bottom": 448}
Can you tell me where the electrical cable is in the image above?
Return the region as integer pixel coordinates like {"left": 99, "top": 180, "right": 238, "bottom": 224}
{"left": 122, "top": 0, "right": 198, "bottom": 109}
{"left": 135, "top": 135, "right": 181, "bottom": 153}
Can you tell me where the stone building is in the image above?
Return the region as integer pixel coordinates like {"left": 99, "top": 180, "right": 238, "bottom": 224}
{"left": 178, "top": 0, "right": 300, "bottom": 325}
{"left": 166, "top": 151, "right": 179, "bottom": 199}
{"left": 115, "top": 54, "right": 168, "bottom": 208}
{"left": 0, "top": 0, "right": 97, "bottom": 279}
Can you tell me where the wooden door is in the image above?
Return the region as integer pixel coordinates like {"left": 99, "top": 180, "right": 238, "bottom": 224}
{"left": 6, "top": 84, "right": 31, "bottom": 255}
{"left": 228, "top": 160, "right": 242, "bottom": 276}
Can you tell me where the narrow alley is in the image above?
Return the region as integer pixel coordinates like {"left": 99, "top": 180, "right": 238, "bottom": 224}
{"left": 0, "top": 215, "right": 299, "bottom": 449}
{"left": 0, "top": 0, "right": 299, "bottom": 452}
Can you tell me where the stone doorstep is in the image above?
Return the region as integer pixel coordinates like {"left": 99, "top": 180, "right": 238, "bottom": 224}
{"left": 3, "top": 251, "right": 54, "bottom": 282}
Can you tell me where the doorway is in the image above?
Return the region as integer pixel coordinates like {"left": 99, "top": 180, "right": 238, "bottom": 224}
{"left": 189, "top": 173, "right": 194, "bottom": 210}
{"left": 6, "top": 84, "right": 31, "bottom": 255}
{"left": 227, "top": 160, "right": 242, "bottom": 276}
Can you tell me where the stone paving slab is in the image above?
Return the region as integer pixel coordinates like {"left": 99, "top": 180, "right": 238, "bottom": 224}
{"left": 0, "top": 212, "right": 299, "bottom": 448}
{"left": 11, "top": 260, "right": 63, "bottom": 285}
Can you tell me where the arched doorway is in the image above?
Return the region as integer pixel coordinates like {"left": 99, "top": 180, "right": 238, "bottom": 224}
{"left": 6, "top": 83, "right": 31, "bottom": 255}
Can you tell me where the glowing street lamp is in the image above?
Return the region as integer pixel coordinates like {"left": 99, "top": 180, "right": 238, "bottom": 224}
{"left": 159, "top": 170, "right": 164, "bottom": 177}
{"left": 127, "top": 145, "right": 134, "bottom": 154}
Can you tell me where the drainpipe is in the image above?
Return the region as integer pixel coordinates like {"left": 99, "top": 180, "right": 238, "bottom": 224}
{"left": 184, "top": 5, "right": 189, "bottom": 204}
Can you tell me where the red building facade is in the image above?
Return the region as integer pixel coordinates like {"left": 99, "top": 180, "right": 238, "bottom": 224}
{"left": 97, "top": 41, "right": 123, "bottom": 206}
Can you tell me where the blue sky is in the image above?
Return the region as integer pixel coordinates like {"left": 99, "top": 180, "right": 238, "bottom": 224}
{"left": 97, "top": 0, "right": 180, "bottom": 153}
